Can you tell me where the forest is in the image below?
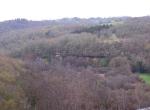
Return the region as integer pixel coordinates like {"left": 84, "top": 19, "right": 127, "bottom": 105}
{"left": 0, "top": 16, "right": 150, "bottom": 110}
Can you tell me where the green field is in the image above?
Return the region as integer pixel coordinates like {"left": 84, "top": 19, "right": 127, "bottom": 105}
{"left": 139, "top": 73, "right": 150, "bottom": 85}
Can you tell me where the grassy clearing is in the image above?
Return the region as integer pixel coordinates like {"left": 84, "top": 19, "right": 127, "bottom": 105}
{"left": 139, "top": 73, "right": 150, "bottom": 85}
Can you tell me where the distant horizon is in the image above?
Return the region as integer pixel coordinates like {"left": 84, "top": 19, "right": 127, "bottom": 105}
{"left": 1, "top": 15, "right": 150, "bottom": 22}
{"left": 0, "top": 0, "right": 150, "bottom": 22}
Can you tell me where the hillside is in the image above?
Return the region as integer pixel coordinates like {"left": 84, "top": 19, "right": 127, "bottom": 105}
{"left": 0, "top": 55, "right": 26, "bottom": 110}
{"left": 0, "top": 16, "right": 150, "bottom": 110}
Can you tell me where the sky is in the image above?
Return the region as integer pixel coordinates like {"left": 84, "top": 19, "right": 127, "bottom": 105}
{"left": 0, "top": 0, "right": 150, "bottom": 21}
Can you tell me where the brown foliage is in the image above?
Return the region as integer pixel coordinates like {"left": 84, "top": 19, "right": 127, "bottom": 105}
{"left": 19, "top": 61, "right": 150, "bottom": 110}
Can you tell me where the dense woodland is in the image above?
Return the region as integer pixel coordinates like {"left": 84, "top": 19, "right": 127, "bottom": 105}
{"left": 0, "top": 17, "right": 150, "bottom": 110}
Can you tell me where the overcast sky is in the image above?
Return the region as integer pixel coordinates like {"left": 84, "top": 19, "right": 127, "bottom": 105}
{"left": 0, "top": 0, "right": 150, "bottom": 21}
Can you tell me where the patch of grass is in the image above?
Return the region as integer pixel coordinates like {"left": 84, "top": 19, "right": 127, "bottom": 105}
{"left": 139, "top": 73, "right": 150, "bottom": 85}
